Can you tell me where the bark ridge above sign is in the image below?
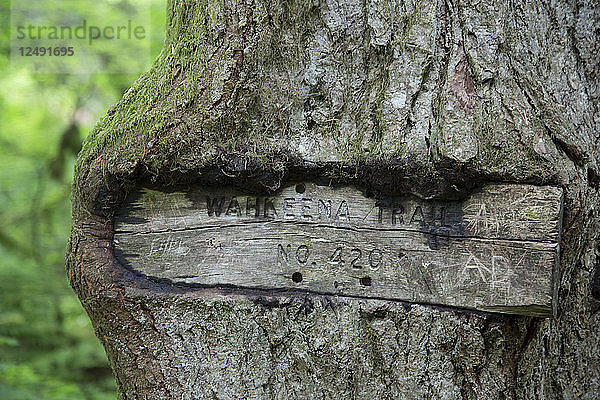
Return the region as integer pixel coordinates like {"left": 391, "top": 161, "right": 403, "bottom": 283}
{"left": 114, "top": 183, "right": 563, "bottom": 316}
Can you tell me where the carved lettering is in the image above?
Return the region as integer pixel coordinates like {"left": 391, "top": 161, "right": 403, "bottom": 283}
{"left": 350, "top": 249, "right": 362, "bottom": 269}
{"left": 115, "top": 183, "right": 563, "bottom": 317}
{"left": 328, "top": 247, "right": 343, "bottom": 265}
{"left": 226, "top": 198, "right": 241, "bottom": 217}
{"left": 264, "top": 198, "right": 277, "bottom": 218}
{"left": 369, "top": 249, "right": 383, "bottom": 270}
{"left": 246, "top": 197, "right": 259, "bottom": 217}
{"left": 301, "top": 198, "right": 313, "bottom": 220}
{"left": 283, "top": 198, "right": 295, "bottom": 219}
{"left": 277, "top": 243, "right": 291, "bottom": 265}
{"left": 410, "top": 206, "right": 425, "bottom": 224}
{"left": 206, "top": 196, "right": 226, "bottom": 217}
{"left": 296, "top": 245, "right": 309, "bottom": 264}
{"left": 318, "top": 199, "right": 332, "bottom": 220}
{"left": 336, "top": 200, "right": 350, "bottom": 222}
{"left": 391, "top": 205, "right": 404, "bottom": 225}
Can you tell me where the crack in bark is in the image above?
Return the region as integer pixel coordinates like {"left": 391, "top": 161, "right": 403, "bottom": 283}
{"left": 211, "top": 0, "right": 256, "bottom": 111}
{"left": 507, "top": 58, "right": 587, "bottom": 168}
{"left": 430, "top": 0, "right": 453, "bottom": 157}
{"left": 511, "top": 318, "right": 538, "bottom": 400}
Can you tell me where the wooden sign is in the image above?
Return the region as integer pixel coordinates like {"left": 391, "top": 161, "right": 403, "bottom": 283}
{"left": 114, "top": 183, "right": 563, "bottom": 316}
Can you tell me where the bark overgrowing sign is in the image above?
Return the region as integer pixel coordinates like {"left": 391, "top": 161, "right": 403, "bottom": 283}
{"left": 114, "top": 183, "right": 563, "bottom": 317}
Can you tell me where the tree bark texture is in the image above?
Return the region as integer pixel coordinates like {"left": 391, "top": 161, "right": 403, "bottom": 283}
{"left": 67, "top": 0, "right": 600, "bottom": 398}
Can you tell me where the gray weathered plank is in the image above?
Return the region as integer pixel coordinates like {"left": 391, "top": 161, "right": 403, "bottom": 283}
{"left": 116, "top": 183, "right": 563, "bottom": 242}
{"left": 114, "top": 183, "right": 563, "bottom": 316}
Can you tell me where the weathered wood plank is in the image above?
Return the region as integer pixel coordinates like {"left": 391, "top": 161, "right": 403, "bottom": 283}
{"left": 114, "top": 183, "right": 563, "bottom": 316}
{"left": 116, "top": 183, "right": 563, "bottom": 242}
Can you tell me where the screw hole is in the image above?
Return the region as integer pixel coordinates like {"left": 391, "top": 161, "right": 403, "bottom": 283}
{"left": 295, "top": 183, "right": 306, "bottom": 194}
{"left": 292, "top": 272, "right": 303, "bottom": 283}
{"left": 360, "top": 277, "right": 372, "bottom": 286}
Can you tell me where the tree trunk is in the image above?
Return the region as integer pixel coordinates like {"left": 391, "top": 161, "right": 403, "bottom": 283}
{"left": 67, "top": 0, "right": 600, "bottom": 398}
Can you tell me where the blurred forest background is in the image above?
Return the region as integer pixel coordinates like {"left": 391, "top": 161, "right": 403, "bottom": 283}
{"left": 0, "top": 1, "right": 166, "bottom": 398}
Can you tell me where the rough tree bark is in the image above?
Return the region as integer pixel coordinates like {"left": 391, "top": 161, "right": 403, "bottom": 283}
{"left": 67, "top": 0, "right": 600, "bottom": 398}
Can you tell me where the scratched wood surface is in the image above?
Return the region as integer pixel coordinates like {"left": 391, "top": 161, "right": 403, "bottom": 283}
{"left": 114, "top": 183, "right": 563, "bottom": 316}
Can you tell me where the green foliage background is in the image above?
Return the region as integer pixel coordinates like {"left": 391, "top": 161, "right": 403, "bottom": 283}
{"left": 0, "top": 1, "right": 166, "bottom": 398}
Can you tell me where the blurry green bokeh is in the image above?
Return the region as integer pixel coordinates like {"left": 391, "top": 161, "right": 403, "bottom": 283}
{"left": 0, "top": 1, "right": 166, "bottom": 398}
{"left": 10, "top": 0, "right": 152, "bottom": 74}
